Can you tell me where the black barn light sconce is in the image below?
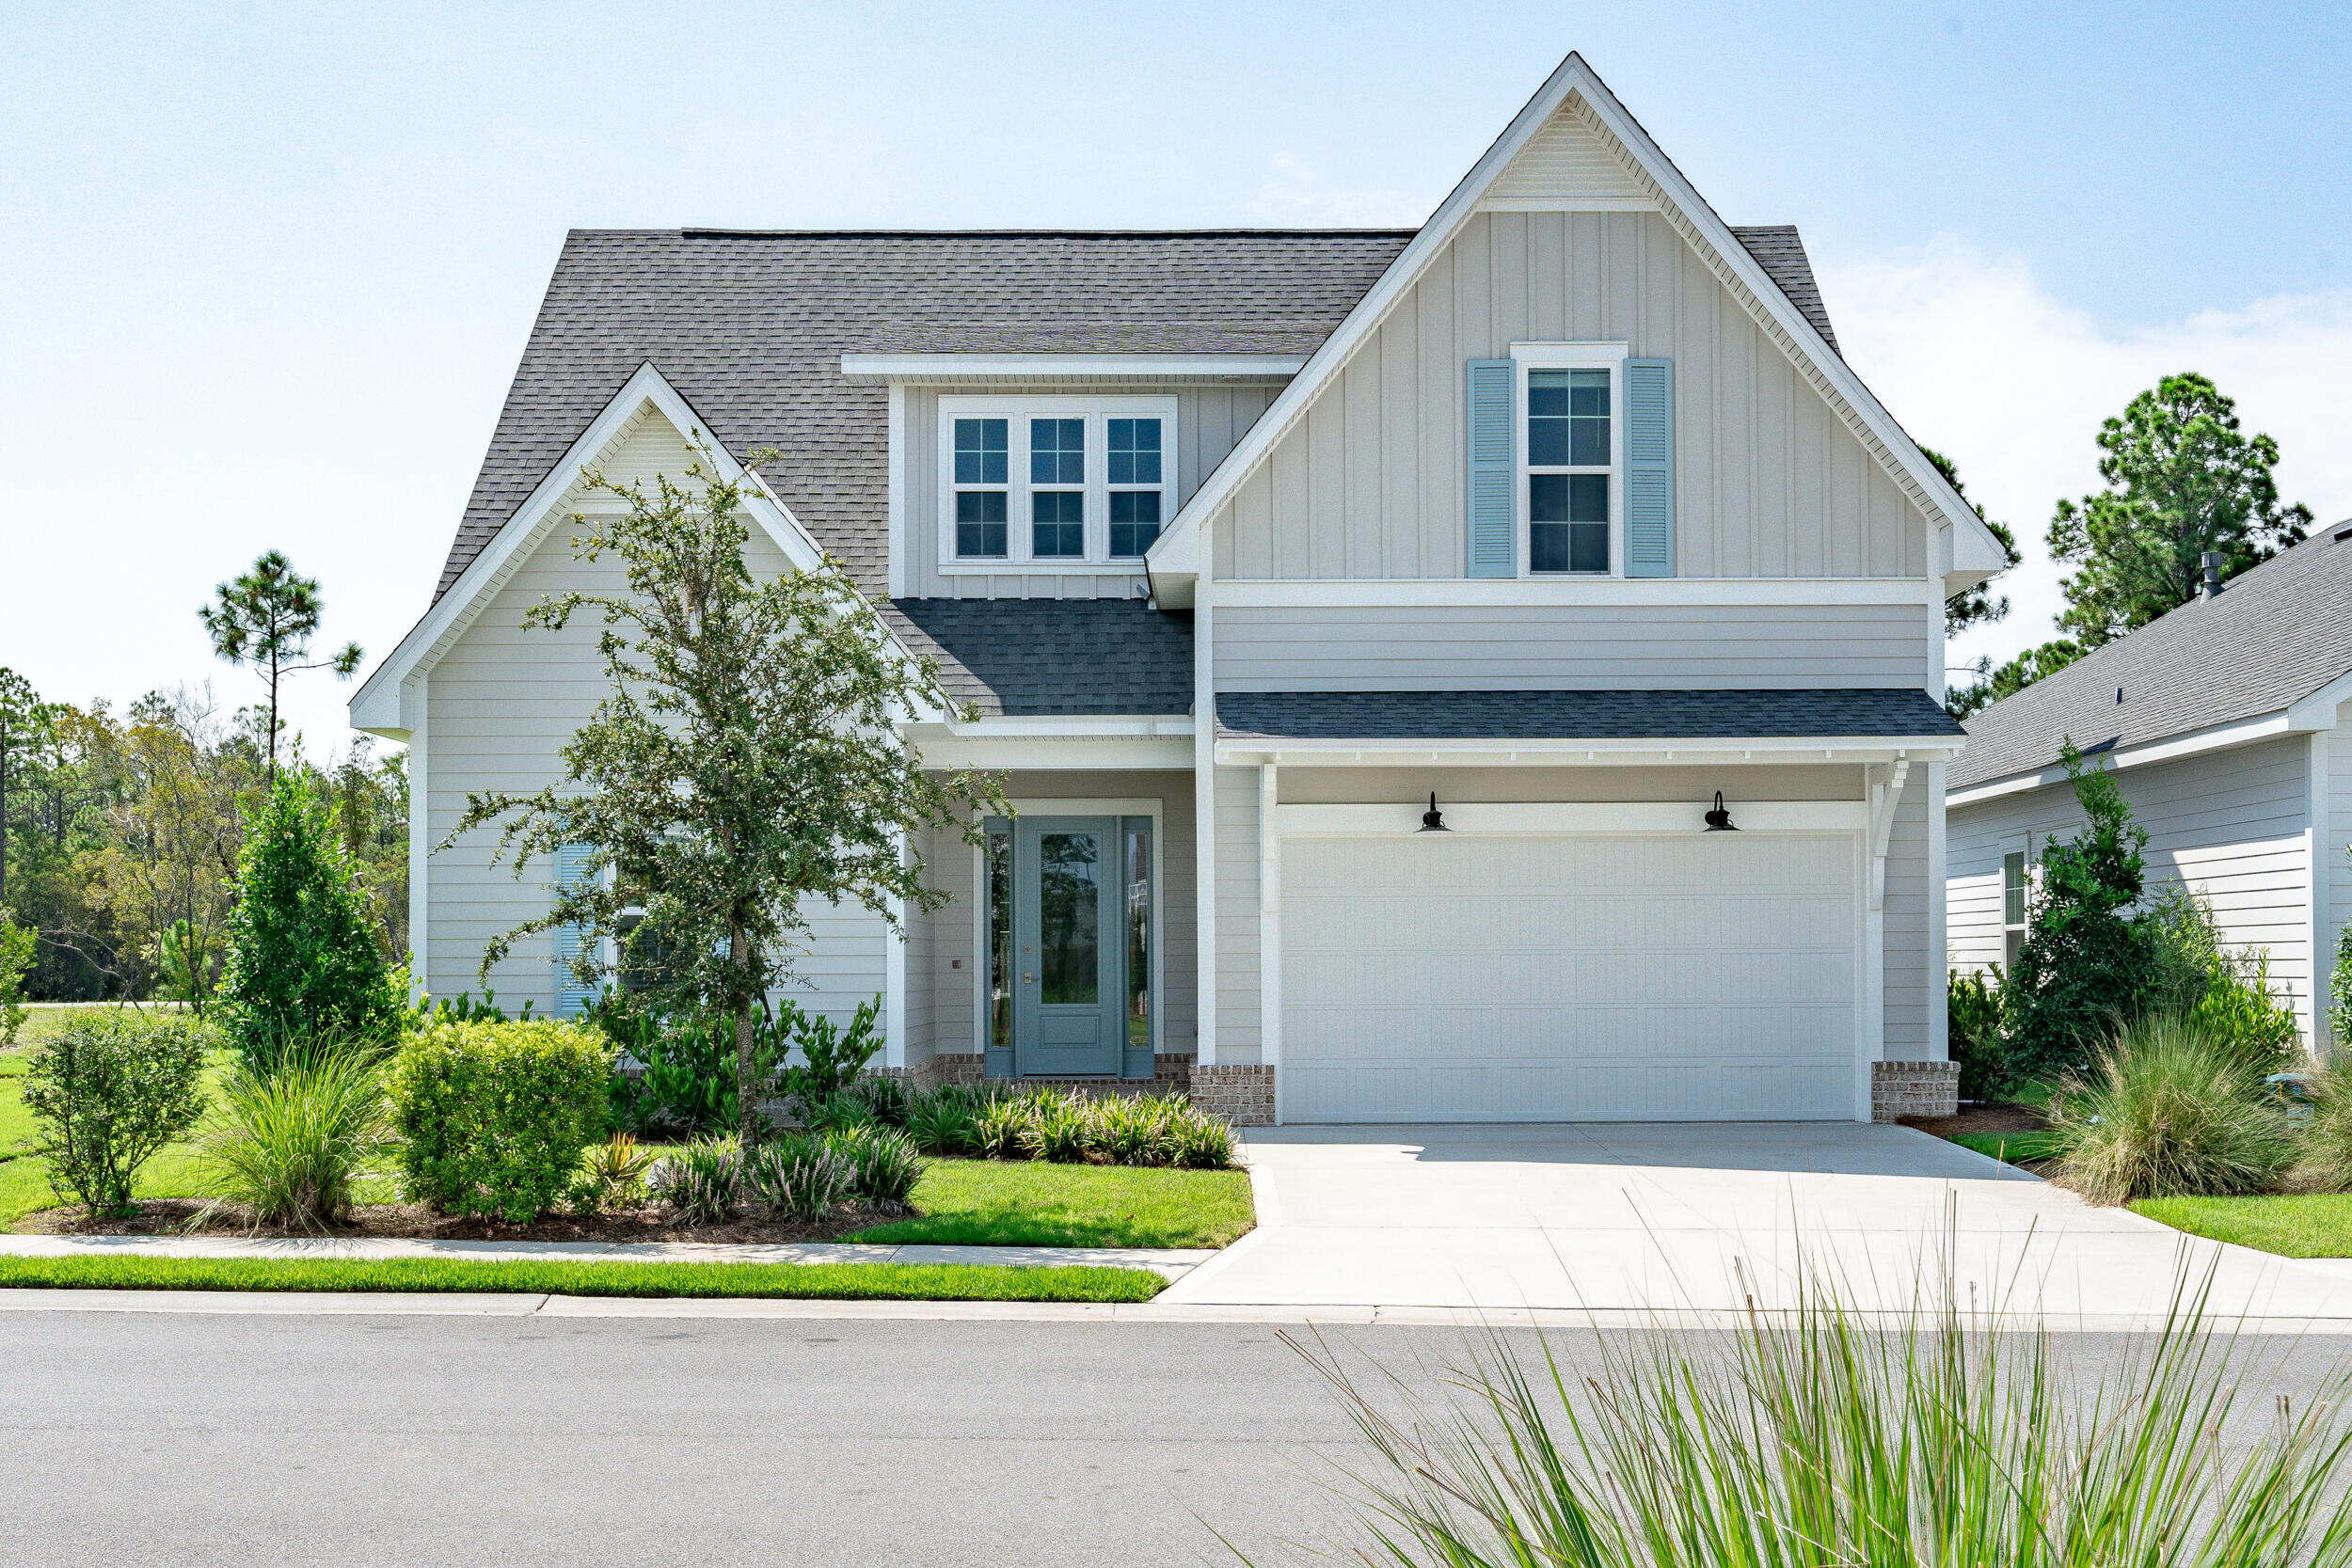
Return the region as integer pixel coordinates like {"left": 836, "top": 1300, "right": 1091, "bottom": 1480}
{"left": 1417, "top": 792, "right": 1450, "bottom": 832}
{"left": 1703, "top": 791, "right": 1738, "bottom": 832}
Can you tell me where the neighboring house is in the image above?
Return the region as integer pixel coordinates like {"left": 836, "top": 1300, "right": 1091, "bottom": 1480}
{"left": 1947, "top": 523, "right": 2352, "bottom": 1054}
{"left": 352, "top": 54, "right": 2008, "bottom": 1125}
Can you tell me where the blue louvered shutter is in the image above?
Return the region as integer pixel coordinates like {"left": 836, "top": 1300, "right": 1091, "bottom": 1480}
{"left": 1624, "top": 357, "right": 1675, "bottom": 578}
{"left": 551, "top": 843, "right": 597, "bottom": 1019}
{"left": 1465, "top": 358, "right": 1516, "bottom": 578}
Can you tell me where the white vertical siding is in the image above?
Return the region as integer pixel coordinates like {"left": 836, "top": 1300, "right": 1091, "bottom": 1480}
{"left": 1209, "top": 209, "right": 1931, "bottom": 583}
{"left": 423, "top": 499, "right": 888, "bottom": 1024}
{"left": 1214, "top": 765, "right": 1263, "bottom": 1062}
{"left": 1947, "top": 736, "right": 2315, "bottom": 1020}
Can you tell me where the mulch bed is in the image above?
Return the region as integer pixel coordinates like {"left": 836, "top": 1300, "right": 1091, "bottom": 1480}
{"left": 19, "top": 1198, "right": 909, "bottom": 1246}
{"left": 1901, "top": 1099, "right": 2047, "bottom": 1140}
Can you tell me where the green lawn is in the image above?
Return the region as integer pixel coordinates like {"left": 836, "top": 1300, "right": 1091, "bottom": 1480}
{"left": 0, "top": 1252, "right": 1164, "bottom": 1302}
{"left": 1947, "top": 1131, "right": 2062, "bottom": 1166}
{"left": 2132, "top": 1195, "right": 2352, "bottom": 1259}
{"left": 847, "top": 1158, "right": 1254, "bottom": 1248}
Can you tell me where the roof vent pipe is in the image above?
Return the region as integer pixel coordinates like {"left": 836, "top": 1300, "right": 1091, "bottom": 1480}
{"left": 2200, "top": 551, "right": 2227, "bottom": 599}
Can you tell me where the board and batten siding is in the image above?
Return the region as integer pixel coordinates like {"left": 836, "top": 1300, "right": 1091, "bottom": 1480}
{"left": 1211, "top": 603, "right": 1933, "bottom": 692}
{"left": 909, "top": 771, "right": 1199, "bottom": 1064}
{"left": 900, "top": 381, "right": 1279, "bottom": 599}
{"left": 423, "top": 426, "right": 888, "bottom": 1023}
{"left": 1948, "top": 736, "right": 2316, "bottom": 1027}
{"left": 1205, "top": 210, "right": 1930, "bottom": 583}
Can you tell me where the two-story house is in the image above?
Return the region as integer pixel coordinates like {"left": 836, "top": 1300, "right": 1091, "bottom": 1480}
{"left": 352, "top": 54, "right": 2008, "bottom": 1125}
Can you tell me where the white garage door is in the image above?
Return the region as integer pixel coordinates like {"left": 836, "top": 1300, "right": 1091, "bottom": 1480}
{"left": 1280, "top": 832, "right": 1858, "bottom": 1122}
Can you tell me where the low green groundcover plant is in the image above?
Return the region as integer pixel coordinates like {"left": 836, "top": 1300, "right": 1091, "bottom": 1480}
{"left": 389, "top": 1018, "right": 612, "bottom": 1223}
{"left": 0, "top": 1253, "right": 1164, "bottom": 1303}
{"left": 22, "top": 1010, "right": 211, "bottom": 1215}
{"left": 1294, "top": 1269, "right": 2352, "bottom": 1567}
{"left": 889, "top": 1083, "right": 1237, "bottom": 1170}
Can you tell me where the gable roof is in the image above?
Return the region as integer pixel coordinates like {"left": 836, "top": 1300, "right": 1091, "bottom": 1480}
{"left": 1143, "top": 52, "right": 2010, "bottom": 593}
{"left": 1952, "top": 523, "right": 2352, "bottom": 791}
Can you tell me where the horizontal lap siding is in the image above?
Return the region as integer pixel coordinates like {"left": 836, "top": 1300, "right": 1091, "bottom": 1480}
{"left": 2329, "top": 709, "right": 2351, "bottom": 1047}
{"left": 1947, "top": 736, "right": 2313, "bottom": 1011}
{"left": 1883, "top": 781, "right": 1930, "bottom": 1054}
{"left": 1211, "top": 210, "right": 1929, "bottom": 582}
{"left": 1212, "top": 604, "right": 1932, "bottom": 690}
{"left": 1214, "top": 766, "right": 1262, "bottom": 1063}
{"left": 903, "top": 383, "right": 1276, "bottom": 599}
{"left": 424, "top": 518, "right": 888, "bottom": 1022}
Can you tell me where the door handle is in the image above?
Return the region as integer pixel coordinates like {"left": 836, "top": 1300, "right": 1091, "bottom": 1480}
{"left": 1023, "top": 973, "right": 1035, "bottom": 985}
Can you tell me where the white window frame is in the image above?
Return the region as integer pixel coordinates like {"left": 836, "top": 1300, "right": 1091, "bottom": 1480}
{"left": 2000, "top": 835, "right": 2031, "bottom": 970}
{"left": 1509, "top": 341, "right": 1627, "bottom": 578}
{"left": 936, "top": 395, "right": 1178, "bottom": 574}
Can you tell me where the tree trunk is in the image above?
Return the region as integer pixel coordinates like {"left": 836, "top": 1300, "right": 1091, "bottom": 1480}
{"left": 732, "top": 921, "right": 758, "bottom": 1146}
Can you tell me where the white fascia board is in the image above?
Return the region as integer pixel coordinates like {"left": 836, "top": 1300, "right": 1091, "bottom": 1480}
{"left": 1275, "top": 800, "right": 1867, "bottom": 835}
{"left": 1210, "top": 577, "right": 1940, "bottom": 610}
{"left": 1144, "top": 52, "right": 2010, "bottom": 584}
{"left": 1217, "top": 736, "right": 1964, "bottom": 768}
{"left": 932, "top": 714, "right": 1195, "bottom": 738}
{"left": 840, "top": 354, "right": 1305, "bottom": 383}
{"left": 349, "top": 363, "right": 832, "bottom": 724}
{"left": 908, "top": 733, "right": 1196, "bottom": 772}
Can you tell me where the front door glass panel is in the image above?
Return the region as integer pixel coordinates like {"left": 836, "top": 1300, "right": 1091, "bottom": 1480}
{"left": 1037, "top": 832, "right": 1101, "bottom": 1005}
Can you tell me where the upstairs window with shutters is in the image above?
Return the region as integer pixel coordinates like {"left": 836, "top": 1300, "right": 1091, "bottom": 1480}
{"left": 1474, "top": 344, "right": 1674, "bottom": 580}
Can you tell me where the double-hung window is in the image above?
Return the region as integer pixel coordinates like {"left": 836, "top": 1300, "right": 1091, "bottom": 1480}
{"left": 1515, "top": 345, "right": 1623, "bottom": 575}
{"left": 938, "top": 396, "right": 1175, "bottom": 570}
{"left": 2001, "top": 847, "right": 2029, "bottom": 970}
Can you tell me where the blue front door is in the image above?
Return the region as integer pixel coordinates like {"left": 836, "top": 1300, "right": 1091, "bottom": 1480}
{"left": 1012, "top": 816, "right": 1125, "bottom": 1077}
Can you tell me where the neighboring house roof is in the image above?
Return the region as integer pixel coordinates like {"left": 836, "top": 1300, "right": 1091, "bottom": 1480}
{"left": 1216, "top": 689, "right": 1963, "bottom": 741}
{"left": 888, "top": 599, "right": 1192, "bottom": 718}
{"left": 1727, "top": 226, "right": 1837, "bottom": 353}
{"left": 1953, "top": 522, "right": 2352, "bottom": 790}
{"left": 430, "top": 220, "right": 1844, "bottom": 702}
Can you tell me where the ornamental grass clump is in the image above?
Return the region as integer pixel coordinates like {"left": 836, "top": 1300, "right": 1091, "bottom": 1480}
{"left": 1168, "top": 1107, "right": 1237, "bottom": 1170}
{"left": 652, "top": 1134, "right": 743, "bottom": 1225}
{"left": 973, "top": 1096, "right": 1031, "bottom": 1160}
{"left": 905, "top": 1088, "right": 980, "bottom": 1156}
{"left": 1090, "top": 1095, "right": 1180, "bottom": 1165}
{"left": 199, "top": 1046, "right": 389, "bottom": 1232}
{"left": 831, "top": 1124, "right": 923, "bottom": 1210}
{"left": 1021, "top": 1096, "right": 1096, "bottom": 1163}
{"left": 2046, "top": 1010, "right": 2293, "bottom": 1205}
{"left": 745, "top": 1132, "right": 850, "bottom": 1222}
{"left": 1294, "top": 1267, "right": 2352, "bottom": 1568}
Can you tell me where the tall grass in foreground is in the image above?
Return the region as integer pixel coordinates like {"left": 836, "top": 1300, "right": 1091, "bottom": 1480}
{"left": 1279, "top": 1269, "right": 2352, "bottom": 1568}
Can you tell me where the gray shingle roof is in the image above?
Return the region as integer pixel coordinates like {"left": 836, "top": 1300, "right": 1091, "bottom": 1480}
{"left": 887, "top": 598, "right": 1192, "bottom": 718}
{"left": 1953, "top": 523, "right": 2352, "bottom": 789}
{"left": 430, "top": 224, "right": 1847, "bottom": 703}
{"left": 1216, "top": 688, "right": 1963, "bottom": 741}
{"left": 1727, "top": 226, "right": 1838, "bottom": 353}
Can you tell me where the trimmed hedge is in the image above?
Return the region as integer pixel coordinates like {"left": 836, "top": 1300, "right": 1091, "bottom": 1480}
{"left": 388, "top": 1019, "right": 612, "bottom": 1223}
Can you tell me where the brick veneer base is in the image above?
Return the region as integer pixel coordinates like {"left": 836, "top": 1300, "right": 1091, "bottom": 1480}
{"left": 1188, "top": 1063, "right": 1276, "bottom": 1126}
{"left": 1872, "top": 1059, "right": 1959, "bottom": 1122}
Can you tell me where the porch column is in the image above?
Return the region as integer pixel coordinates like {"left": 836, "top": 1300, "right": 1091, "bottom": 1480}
{"left": 1259, "top": 762, "right": 1280, "bottom": 1121}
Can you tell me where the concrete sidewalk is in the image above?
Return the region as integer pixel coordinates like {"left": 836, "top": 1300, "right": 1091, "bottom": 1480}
{"left": 0, "top": 1232, "right": 1214, "bottom": 1280}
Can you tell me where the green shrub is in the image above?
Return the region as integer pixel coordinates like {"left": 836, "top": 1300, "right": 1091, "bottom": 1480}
{"left": 215, "top": 772, "right": 401, "bottom": 1067}
{"left": 1168, "top": 1107, "right": 1238, "bottom": 1170}
{"left": 772, "top": 996, "right": 882, "bottom": 1114}
{"left": 839, "top": 1072, "right": 911, "bottom": 1128}
{"left": 0, "top": 907, "right": 34, "bottom": 1046}
{"left": 905, "top": 1088, "right": 980, "bottom": 1155}
{"left": 1947, "top": 966, "right": 2013, "bottom": 1101}
{"left": 2046, "top": 1011, "right": 2292, "bottom": 1205}
{"left": 974, "top": 1096, "right": 1031, "bottom": 1159}
{"left": 1022, "top": 1096, "right": 1095, "bottom": 1163}
{"left": 2004, "top": 745, "right": 2156, "bottom": 1077}
{"left": 2141, "top": 882, "right": 2227, "bottom": 1013}
{"left": 22, "top": 1011, "right": 211, "bottom": 1215}
{"left": 2335, "top": 879, "right": 2352, "bottom": 1051}
{"left": 1091, "top": 1095, "right": 1179, "bottom": 1165}
{"left": 653, "top": 1135, "right": 742, "bottom": 1225}
{"left": 571, "top": 1132, "right": 654, "bottom": 1212}
{"left": 746, "top": 1132, "right": 851, "bottom": 1222}
{"left": 831, "top": 1124, "right": 923, "bottom": 1210}
{"left": 199, "top": 1048, "right": 388, "bottom": 1231}
{"left": 2192, "top": 949, "right": 2301, "bottom": 1080}
{"left": 803, "top": 1090, "right": 878, "bottom": 1136}
{"left": 387, "top": 1019, "right": 612, "bottom": 1223}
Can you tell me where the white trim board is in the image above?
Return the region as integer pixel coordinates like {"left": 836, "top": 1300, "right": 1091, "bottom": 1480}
{"left": 842, "top": 353, "right": 1305, "bottom": 383}
{"left": 1207, "top": 577, "right": 1943, "bottom": 608}
{"left": 1140, "top": 52, "right": 2010, "bottom": 603}
{"left": 350, "top": 362, "right": 830, "bottom": 738}
{"left": 1274, "top": 800, "right": 1867, "bottom": 835}
{"left": 1216, "top": 736, "right": 1964, "bottom": 768}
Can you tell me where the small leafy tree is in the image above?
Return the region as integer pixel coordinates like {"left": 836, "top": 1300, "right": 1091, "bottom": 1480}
{"left": 2333, "top": 847, "right": 2352, "bottom": 1054}
{"left": 24, "top": 1011, "right": 210, "bottom": 1215}
{"left": 2003, "top": 742, "right": 2154, "bottom": 1076}
{"left": 216, "top": 771, "right": 400, "bottom": 1062}
{"left": 0, "top": 906, "right": 33, "bottom": 1045}
{"left": 1922, "top": 448, "right": 2023, "bottom": 638}
{"left": 1947, "top": 639, "right": 2085, "bottom": 721}
{"left": 453, "top": 439, "right": 1005, "bottom": 1144}
{"left": 199, "top": 549, "right": 363, "bottom": 784}
{"left": 2048, "top": 372, "right": 2310, "bottom": 648}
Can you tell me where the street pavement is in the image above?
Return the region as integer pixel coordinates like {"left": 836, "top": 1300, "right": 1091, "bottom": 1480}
{"left": 8, "top": 1309, "right": 2352, "bottom": 1567}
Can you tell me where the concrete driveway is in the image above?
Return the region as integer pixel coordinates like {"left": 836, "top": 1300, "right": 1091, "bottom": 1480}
{"left": 1160, "top": 1122, "right": 2352, "bottom": 1325}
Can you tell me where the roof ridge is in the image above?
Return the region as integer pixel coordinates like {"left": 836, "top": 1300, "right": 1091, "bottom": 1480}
{"left": 643, "top": 227, "right": 1423, "bottom": 240}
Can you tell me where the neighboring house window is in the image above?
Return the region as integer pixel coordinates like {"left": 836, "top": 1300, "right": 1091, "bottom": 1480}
{"left": 937, "top": 396, "right": 1175, "bottom": 570}
{"left": 1510, "top": 344, "right": 1626, "bottom": 577}
{"left": 2002, "top": 848, "right": 2028, "bottom": 969}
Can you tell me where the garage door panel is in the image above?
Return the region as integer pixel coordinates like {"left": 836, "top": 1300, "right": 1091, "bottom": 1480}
{"left": 1281, "top": 832, "right": 1857, "bottom": 1121}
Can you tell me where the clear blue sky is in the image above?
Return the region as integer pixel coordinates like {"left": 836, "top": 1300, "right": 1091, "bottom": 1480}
{"left": 6, "top": 1, "right": 2348, "bottom": 750}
